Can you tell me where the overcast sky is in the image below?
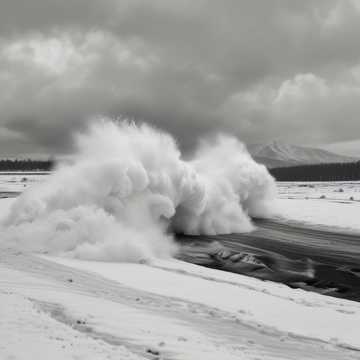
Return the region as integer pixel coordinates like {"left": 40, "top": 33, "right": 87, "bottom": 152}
{"left": 1, "top": 0, "right": 360, "bottom": 157}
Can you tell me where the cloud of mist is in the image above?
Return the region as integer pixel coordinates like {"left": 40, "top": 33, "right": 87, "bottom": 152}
{"left": 1, "top": 119, "right": 276, "bottom": 262}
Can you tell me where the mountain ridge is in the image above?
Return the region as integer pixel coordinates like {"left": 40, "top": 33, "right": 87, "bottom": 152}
{"left": 248, "top": 141, "right": 358, "bottom": 168}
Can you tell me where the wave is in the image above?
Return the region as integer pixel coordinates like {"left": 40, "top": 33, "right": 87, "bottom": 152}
{"left": 1, "top": 119, "right": 276, "bottom": 262}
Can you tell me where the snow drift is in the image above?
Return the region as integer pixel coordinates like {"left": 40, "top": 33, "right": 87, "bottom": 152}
{"left": 1, "top": 120, "right": 276, "bottom": 262}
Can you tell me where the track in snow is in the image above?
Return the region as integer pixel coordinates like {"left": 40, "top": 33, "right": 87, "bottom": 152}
{"left": 177, "top": 219, "right": 360, "bottom": 301}
{"left": 3, "top": 249, "right": 359, "bottom": 360}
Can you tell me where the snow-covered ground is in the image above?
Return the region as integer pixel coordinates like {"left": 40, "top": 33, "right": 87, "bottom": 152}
{"left": 0, "top": 172, "right": 49, "bottom": 195}
{"left": 275, "top": 181, "right": 360, "bottom": 232}
{"left": 46, "top": 257, "right": 360, "bottom": 348}
{"left": 1, "top": 249, "right": 360, "bottom": 360}
{"left": 1, "top": 175, "right": 360, "bottom": 359}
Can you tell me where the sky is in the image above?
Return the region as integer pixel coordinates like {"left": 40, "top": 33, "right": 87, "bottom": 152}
{"left": 0, "top": 0, "right": 360, "bottom": 157}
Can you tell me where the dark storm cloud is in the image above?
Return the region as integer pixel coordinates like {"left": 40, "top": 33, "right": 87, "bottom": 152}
{"left": 1, "top": 0, "right": 360, "bottom": 156}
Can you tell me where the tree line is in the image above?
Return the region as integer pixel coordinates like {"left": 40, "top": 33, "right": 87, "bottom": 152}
{"left": 0, "top": 159, "right": 54, "bottom": 171}
{"left": 1, "top": 158, "right": 360, "bottom": 181}
{"left": 269, "top": 161, "right": 360, "bottom": 181}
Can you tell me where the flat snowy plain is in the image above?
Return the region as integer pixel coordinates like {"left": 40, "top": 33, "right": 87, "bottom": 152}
{"left": 275, "top": 181, "right": 360, "bottom": 233}
{"left": 1, "top": 174, "right": 360, "bottom": 359}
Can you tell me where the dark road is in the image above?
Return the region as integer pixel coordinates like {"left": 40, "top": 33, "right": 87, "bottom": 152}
{"left": 177, "top": 220, "right": 360, "bottom": 301}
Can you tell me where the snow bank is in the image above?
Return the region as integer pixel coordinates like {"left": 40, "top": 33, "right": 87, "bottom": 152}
{"left": 0, "top": 120, "right": 275, "bottom": 261}
{"left": 46, "top": 256, "right": 360, "bottom": 351}
{"left": 4, "top": 260, "right": 348, "bottom": 360}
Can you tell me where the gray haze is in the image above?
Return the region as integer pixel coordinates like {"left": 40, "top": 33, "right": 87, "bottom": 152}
{"left": 1, "top": 0, "right": 360, "bottom": 156}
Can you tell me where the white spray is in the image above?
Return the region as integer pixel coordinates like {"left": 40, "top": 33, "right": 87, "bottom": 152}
{"left": 1, "top": 120, "right": 276, "bottom": 262}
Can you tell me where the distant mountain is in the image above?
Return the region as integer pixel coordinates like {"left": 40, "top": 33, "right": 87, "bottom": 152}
{"left": 248, "top": 141, "right": 358, "bottom": 168}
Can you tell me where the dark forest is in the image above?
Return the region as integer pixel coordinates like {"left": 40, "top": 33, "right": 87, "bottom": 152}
{"left": 0, "top": 159, "right": 54, "bottom": 171}
{"left": 270, "top": 161, "right": 360, "bottom": 181}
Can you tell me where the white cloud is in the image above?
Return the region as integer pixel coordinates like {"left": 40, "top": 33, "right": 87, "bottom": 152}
{"left": 220, "top": 71, "right": 360, "bottom": 144}
{"left": 2, "top": 36, "right": 79, "bottom": 75}
{"left": 274, "top": 74, "right": 328, "bottom": 105}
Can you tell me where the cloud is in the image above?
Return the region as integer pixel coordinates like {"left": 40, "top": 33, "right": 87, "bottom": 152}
{"left": 222, "top": 71, "right": 360, "bottom": 144}
{"left": 321, "top": 139, "right": 360, "bottom": 157}
{"left": 0, "top": 0, "right": 360, "bottom": 155}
